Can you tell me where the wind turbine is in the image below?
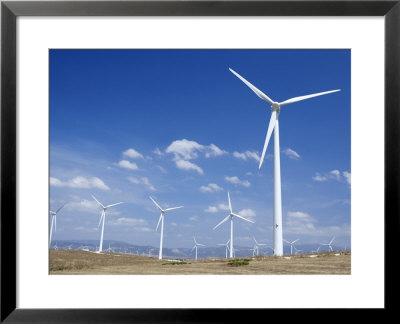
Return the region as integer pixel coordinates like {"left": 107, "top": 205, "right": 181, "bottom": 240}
{"left": 150, "top": 196, "right": 183, "bottom": 260}
{"left": 192, "top": 236, "right": 206, "bottom": 261}
{"left": 253, "top": 236, "right": 267, "bottom": 256}
{"left": 294, "top": 246, "right": 302, "bottom": 255}
{"left": 92, "top": 195, "right": 124, "bottom": 253}
{"left": 229, "top": 68, "right": 340, "bottom": 256}
{"left": 312, "top": 246, "right": 321, "bottom": 254}
{"left": 218, "top": 239, "right": 230, "bottom": 259}
{"left": 213, "top": 192, "right": 254, "bottom": 258}
{"left": 284, "top": 239, "right": 299, "bottom": 255}
{"left": 49, "top": 203, "right": 66, "bottom": 246}
{"left": 321, "top": 236, "right": 335, "bottom": 252}
{"left": 106, "top": 244, "right": 113, "bottom": 253}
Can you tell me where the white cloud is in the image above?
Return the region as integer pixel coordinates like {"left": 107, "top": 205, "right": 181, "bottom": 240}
{"left": 65, "top": 199, "right": 99, "bottom": 214}
{"left": 283, "top": 148, "right": 301, "bottom": 160}
{"left": 141, "top": 177, "right": 156, "bottom": 191}
{"left": 175, "top": 159, "right": 204, "bottom": 175}
{"left": 50, "top": 176, "right": 110, "bottom": 190}
{"left": 189, "top": 216, "right": 199, "bottom": 221}
{"left": 343, "top": 171, "right": 351, "bottom": 185}
{"left": 156, "top": 165, "right": 167, "bottom": 173}
{"left": 285, "top": 211, "right": 317, "bottom": 233}
{"left": 205, "top": 144, "right": 228, "bottom": 158}
{"left": 118, "top": 160, "right": 138, "bottom": 170}
{"left": 123, "top": 148, "right": 144, "bottom": 159}
{"left": 239, "top": 209, "right": 256, "bottom": 218}
{"left": 153, "top": 147, "right": 163, "bottom": 156}
{"left": 204, "top": 206, "right": 219, "bottom": 213}
{"left": 218, "top": 203, "right": 230, "bottom": 211}
{"left": 127, "top": 176, "right": 140, "bottom": 184}
{"left": 225, "top": 176, "right": 251, "bottom": 187}
{"left": 166, "top": 139, "right": 204, "bottom": 160}
{"left": 128, "top": 176, "right": 156, "bottom": 191}
{"left": 329, "top": 170, "right": 341, "bottom": 180}
{"left": 233, "top": 150, "right": 260, "bottom": 163}
{"left": 165, "top": 139, "right": 227, "bottom": 175}
{"left": 313, "top": 169, "right": 350, "bottom": 185}
{"left": 199, "top": 183, "right": 224, "bottom": 193}
{"left": 312, "top": 173, "right": 328, "bottom": 182}
{"left": 108, "top": 217, "right": 148, "bottom": 227}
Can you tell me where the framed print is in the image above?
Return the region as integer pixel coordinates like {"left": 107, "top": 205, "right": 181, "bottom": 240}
{"left": 1, "top": 0, "right": 398, "bottom": 322}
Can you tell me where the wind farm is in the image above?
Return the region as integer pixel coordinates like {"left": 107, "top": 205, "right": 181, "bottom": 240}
{"left": 49, "top": 49, "right": 351, "bottom": 275}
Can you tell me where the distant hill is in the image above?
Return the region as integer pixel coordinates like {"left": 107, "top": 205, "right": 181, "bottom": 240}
{"left": 50, "top": 240, "right": 350, "bottom": 260}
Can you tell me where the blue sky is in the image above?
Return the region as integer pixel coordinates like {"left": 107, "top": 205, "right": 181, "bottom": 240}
{"left": 49, "top": 49, "right": 350, "bottom": 251}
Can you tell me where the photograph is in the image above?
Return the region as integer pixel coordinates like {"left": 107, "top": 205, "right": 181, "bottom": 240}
{"left": 49, "top": 49, "right": 351, "bottom": 275}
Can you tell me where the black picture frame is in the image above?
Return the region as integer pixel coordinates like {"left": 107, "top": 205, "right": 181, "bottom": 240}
{"left": 1, "top": 0, "right": 398, "bottom": 322}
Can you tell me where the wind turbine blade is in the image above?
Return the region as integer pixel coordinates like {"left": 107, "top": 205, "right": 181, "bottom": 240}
{"left": 229, "top": 68, "right": 274, "bottom": 104}
{"left": 56, "top": 203, "right": 66, "bottom": 214}
{"left": 231, "top": 213, "right": 254, "bottom": 224}
{"left": 191, "top": 246, "right": 196, "bottom": 251}
{"left": 279, "top": 89, "right": 340, "bottom": 106}
{"left": 98, "top": 210, "right": 104, "bottom": 228}
{"left": 149, "top": 196, "right": 163, "bottom": 212}
{"left": 164, "top": 206, "right": 184, "bottom": 211}
{"left": 213, "top": 215, "right": 231, "bottom": 230}
{"left": 92, "top": 195, "right": 105, "bottom": 209}
{"left": 227, "top": 192, "right": 232, "bottom": 213}
{"left": 283, "top": 239, "right": 290, "bottom": 244}
{"left": 198, "top": 243, "right": 206, "bottom": 247}
{"left": 105, "top": 202, "right": 124, "bottom": 209}
{"left": 54, "top": 215, "right": 57, "bottom": 232}
{"left": 259, "top": 110, "right": 276, "bottom": 169}
{"left": 193, "top": 237, "right": 197, "bottom": 244}
{"left": 330, "top": 236, "right": 335, "bottom": 244}
{"left": 155, "top": 213, "right": 163, "bottom": 231}
{"left": 293, "top": 239, "right": 299, "bottom": 244}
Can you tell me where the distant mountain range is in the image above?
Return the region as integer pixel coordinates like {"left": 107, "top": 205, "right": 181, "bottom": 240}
{"left": 50, "top": 240, "right": 350, "bottom": 260}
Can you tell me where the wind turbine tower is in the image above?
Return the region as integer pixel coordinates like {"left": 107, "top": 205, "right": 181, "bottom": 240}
{"left": 49, "top": 203, "right": 66, "bottom": 246}
{"left": 92, "top": 195, "right": 124, "bottom": 253}
{"left": 229, "top": 68, "right": 340, "bottom": 256}
{"left": 213, "top": 192, "right": 254, "bottom": 258}
{"left": 218, "top": 239, "right": 230, "bottom": 259}
{"left": 192, "top": 237, "right": 206, "bottom": 261}
{"left": 284, "top": 239, "right": 299, "bottom": 256}
{"left": 150, "top": 196, "right": 183, "bottom": 260}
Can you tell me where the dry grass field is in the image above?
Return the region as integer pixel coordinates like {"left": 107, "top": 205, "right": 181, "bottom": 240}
{"left": 50, "top": 250, "right": 351, "bottom": 275}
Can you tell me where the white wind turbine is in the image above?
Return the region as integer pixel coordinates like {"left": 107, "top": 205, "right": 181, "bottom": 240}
{"left": 312, "top": 246, "right": 321, "bottom": 254}
{"left": 218, "top": 239, "right": 230, "bottom": 259}
{"left": 252, "top": 236, "right": 267, "bottom": 256}
{"left": 192, "top": 236, "right": 206, "bottom": 261}
{"left": 49, "top": 203, "right": 66, "bottom": 247}
{"left": 294, "top": 246, "right": 303, "bottom": 255}
{"left": 321, "top": 236, "right": 335, "bottom": 252}
{"left": 284, "top": 238, "right": 299, "bottom": 255}
{"left": 213, "top": 192, "right": 254, "bottom": 258}
{"left": 230, "top": 68, "right": 340, "bottom": 256}
{"left": 92, "top": 195, "right": 124, "bottom": 253}
{"left": 150, "top": 196, "right": 184, "bottom": 260}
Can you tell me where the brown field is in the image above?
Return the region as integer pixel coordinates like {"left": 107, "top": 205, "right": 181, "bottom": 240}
{"left": 49, "top": 250, "right": 351, "bottom": 275}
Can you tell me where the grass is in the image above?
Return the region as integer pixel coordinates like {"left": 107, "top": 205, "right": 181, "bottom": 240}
{"left": 162, "top": 261, "right": 190, "bottom": 265}
{"left": 227, "top": 258, "right": 251, "bottom": 266}
{"left": 49, "top": 250, "right": 351, "bottom": 275}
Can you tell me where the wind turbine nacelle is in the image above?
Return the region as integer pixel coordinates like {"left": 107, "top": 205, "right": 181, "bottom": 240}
{"left": 271, "top": 102, "right": 280, "bottom": 113}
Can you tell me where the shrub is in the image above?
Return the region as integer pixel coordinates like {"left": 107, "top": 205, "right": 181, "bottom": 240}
{"left": 227, "top": 258, "right": 250, "bottom": 266}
